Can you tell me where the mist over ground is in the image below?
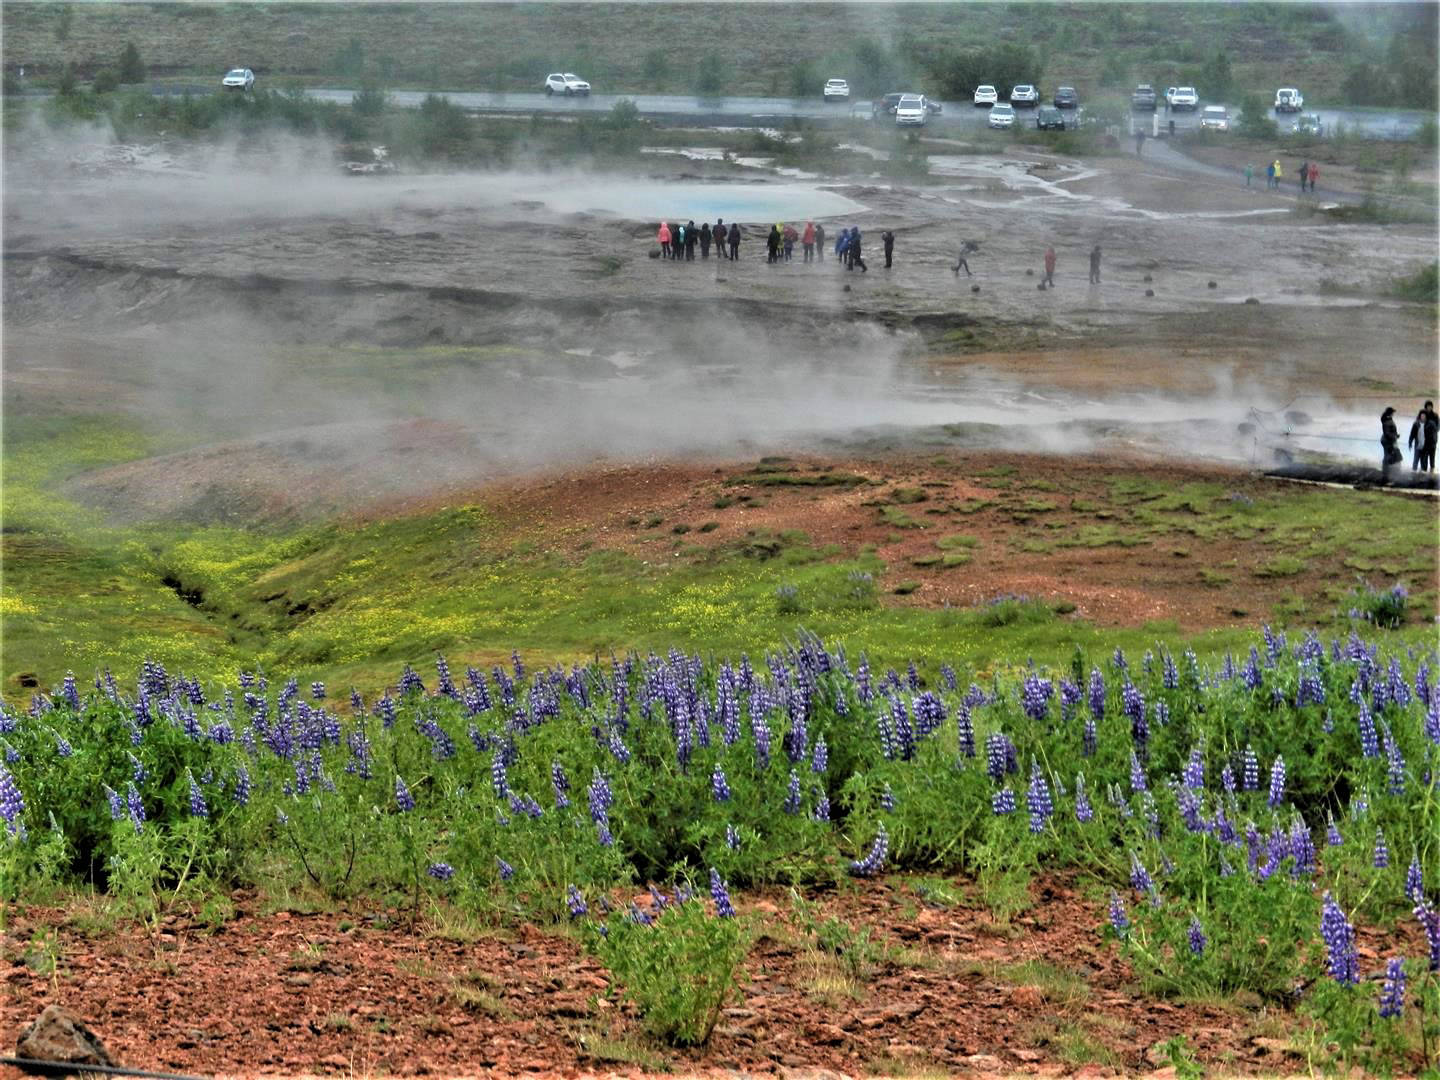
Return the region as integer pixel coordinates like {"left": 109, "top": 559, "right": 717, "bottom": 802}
{"left": 5, "top": 119, "right": 1435, "bottom": 524}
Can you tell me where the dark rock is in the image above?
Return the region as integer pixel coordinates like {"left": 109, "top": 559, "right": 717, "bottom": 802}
{"left": 1038, "top": 282, "right": 1047, "bottom": 290}
{"left": 1208, "top": 280, "right": 1218, "bottom": 288}
{"left": 842, "top": 284, "right": 851, "bottom": 292}
{"left": 16, "top": 1005, "right": 116, "bottom": 1070}
{"left": 971, "top": 285, "right": 980, "bottom": 293}
{"left": 1244, "top": 296, "right": 1260, "bottom": 305}
{"left": 1145, "top": 288, "right": 1155, "bottom": 297}
{"left": 1285, "top": 410, "right": 1312, "bottom": 426}
{"left": 1143, "top": 274, "right": 1153, "bottom": 283}
{"left": 1025, "top": 268, "right": 1034, "bottom": 276}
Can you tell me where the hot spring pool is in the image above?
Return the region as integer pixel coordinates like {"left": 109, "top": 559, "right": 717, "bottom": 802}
{"left": 467, "top": 176, "right": 867, "bottom": 222}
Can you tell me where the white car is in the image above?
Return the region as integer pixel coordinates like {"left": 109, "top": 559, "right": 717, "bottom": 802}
{"left": 544, "top": 73, "right": 591, "bottom": 96}
{"left": 1199, "top": 105, "right": 1229, "bottom": 131}
{"left": 1010, "top": 84, "right": 1039, "bottom": 106}
{"left": 1167, "top": 86, "right": 1199, "bottom": 110}
{"left": 823, "top": 78, "right": 850, "bottom": 101}
{"left": 894, "top": 94, "right": 927, "bottom": 125}
{"left": 221, "top": 68, "right": 254, "bottom": 91}
{"left": 1275, "top": 87, "right": 1304, "bottom": 112}
{"left": 973, "top": 84, "right": 998, "bottom": 106}
{"left": 988, "top": 102, "right": 1016, "bottom": 129}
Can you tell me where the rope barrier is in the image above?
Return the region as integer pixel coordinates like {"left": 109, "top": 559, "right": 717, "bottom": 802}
{"left": 0, "top": 1056, "right": 208, "bottom": 1080}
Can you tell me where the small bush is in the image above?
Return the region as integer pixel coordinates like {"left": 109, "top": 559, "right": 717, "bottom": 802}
{"left": 1344, "top": 580, "right": 1408, "bottom": 628}
{"left": 1391, "top": 262, "right": 1438, "bottom": 303}
{"left": 589, "top": 895, "right": 747, "bottom": 1046}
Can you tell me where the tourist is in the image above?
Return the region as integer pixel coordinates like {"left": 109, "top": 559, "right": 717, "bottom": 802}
{"left": 802, "top": 221, "right": 815, "bottom": 263}
{"left": 882, "top": 230, "right": 895, "bottom": 269}
{"left": 699, "top": 221, "right": 712, "bottom": 259}
{"left": 727, "top": 221, "right": 741, "bottom": 260}
{"left": 1043, "top": 245, "right": 1056, "bottom": 287}
{"left": 1380, "top": 407, "right": 1401, "bottom": 476}
{"left": 657, "top": 221, "right": 672, "bottom": 259}
{"left": 849, "top": 226, "right": 867, "bottom": 273}
{"left": 814, "top": 222, "right": 826, "bottom": 263}
{"left": 1088, "top": 244, "right": 1101, "bottom": 284}
{"left": 1408, "top": 404, "right": 1428, "bottom": 470}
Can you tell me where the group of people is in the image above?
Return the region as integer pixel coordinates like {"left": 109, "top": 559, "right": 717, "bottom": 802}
{"left": 1247, "top": 159, "right": 1319, "bottom": 192}
{"left": 1380, "top": 401, "right": 1438, "bottom": 474}
{"left": 655, "top": 218, "right": 897, "bottom": 272}
{"left": 656, "top": 219, "right": 743, "bottom": 261}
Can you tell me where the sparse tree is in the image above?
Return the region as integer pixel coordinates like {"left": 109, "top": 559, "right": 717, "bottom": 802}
{"left": 1198, "top": 49, "right": 1232, "bottom": 99}
{"left": 695, "top": 54, "right": 726, "bottom": 98}
{"left": 117, "top": 42, "right": 146, "bottom": 85}
{"left": 92, "top": 68, "right": 121, "bottom": 95}
{"left": 642, "top": 47, "right": 669, "bottom": 89}
{"left": 55, "top": 4, "right": 73, "bottom": 43}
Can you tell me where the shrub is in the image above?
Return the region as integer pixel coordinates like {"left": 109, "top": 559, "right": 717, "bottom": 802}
{"left": 1344, "top": 580, "right": 1408, "bottom": 628}
{"left": 117, "top": 42, "right": 146, "bottom": 85}
{"left": 587, "top": 890, "right": 747, "bottom": 1045}
{"left": 91, "top": 69, "right": 121, "bottom": 96}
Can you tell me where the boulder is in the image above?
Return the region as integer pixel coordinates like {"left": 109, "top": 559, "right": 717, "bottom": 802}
{"left": 1145, "top": 288, "right": 1155, "bottom": 297}
{"left": 16, "top": 1005, "right": 116, "bottom": 1069}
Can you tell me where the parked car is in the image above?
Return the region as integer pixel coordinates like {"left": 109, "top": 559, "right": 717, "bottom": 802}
{"left": 1053, "top": 86, "right": 1079, "bottom": 109}
{"left": 1036, "top": 106, "right": 1066, "bottom": 130}
{"left": 823, "top": 78, "right": 850, "bottom": 101}
{"left": 894, "top": 94, "right": 928, "bottom": 126}
{"left": 1132, "top": 84, "right": 1157, "bottom": 110}
{"left": 1292, "top": 113, "right": 1324, "bottom": 136}
{"left": 1274, "top": 87, "right": 1304, "bottom": 112}
{"left": 1167, "top": 86, "right": 1199, "bottom": 110}
{"left": 973, "top": 84, "right": 998, "bottom": 106}
{"left": 988, "top": 102, "right": 1016, "bottom": 129}
{"left": 1010, "top": 84, "right": 1039, "bottom": 106}
{"left": 544, "top": 73, "right": 591, "bottom": 96}
{"left": 924, "top": 97, "right": 943, "bottom": 114}
{"left": 1198, "top": 105, "right": 1230, "bottom": 131}
{"left": 221, "top": 67, "right": 254, "bottom": 91}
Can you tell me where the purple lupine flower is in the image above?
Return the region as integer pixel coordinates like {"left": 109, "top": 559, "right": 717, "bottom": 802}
{"left": 1122, "top": 682, "right": 1146, "bottom": 751}
{"left": 1074, "top": 773, "right": 1093, "bottom": 823}
{"left": 848, "top": 826, "right": 888, "bottom": 877}
{"left": 490, "top": 751, "right": 510, "bottom": 800}
{"left": 1167, "top": 744, "right": 1199, "bottom": 794}
{"left": 1406, "top": 856, "right": 1424, "bottom": 904}
{"left": 1290, "top": 818, "right": 1315, "bottom": 877}
{"left": 1130, "top": 853, "right": 1158, "bottom": 904}
{"left": 1267, "top": 755, "right": 1286, "bottom": 808}
{"left": 1026, "top": 761, "right": 1053, "bottom": 834}
{"left": 394, "top": 775, "right": 415, "bottom": 812}
{"left": 1416, "top": 901, "right": 1440, "bottom": 972}
{"left": 1326, "top": 814, "right": 1343, "bottom": 846}
{"left": 1111, "top": 647, "right": 1128, "bottom": 673}
{"left": 992, "top": 787, "right": 1016, "bottom": 815}
{"left": 1108, "top": 892, "right": 1129, "bottom": 936}
{"left": 956, "top": 703, "right": 975, "bottom": 758}
{"left": 783, "top": 771, "right": 802, "bottom": 815}
{"left": 310, "top": 681, "right": 326, "bottom": 701}
{"left": 1320, "top": 892, "right": 1359, "bottom": 984}
{"left": 1358, "top": 698, "right": 1380, "bottom": 758}
{"left": 880, "top": 783, "right": 896, "bottom": 812}
{"left": 232, "top": 764, "right": 251, "bottom": 807}
{"left": 1151, "top": 700, "right": 1170, "bottom": 728}
{"left": 59, "top": 672, "right": 80, "bottom": 710}
{"left": 548, "top": 761, "right": 570, "bottom": 809}
{"left": 1242, "top": 746, "right": 1259, "bottom": 791}
{"left": 1082, "top": 715, "right": 1097, "bottom": 758}
{"left": 1374, "top": 827, "right": 1390, "bottom": 868}
{"left": 125, "top": 782, "right": 144, "bottom": 835}
{"left": 186, "top": 770, "right": 208, "bottom": 819}
{"left": 725, "top": 824, "right": 741, "bottom": 850}
{"left": 1221, "top": 763, "right": 1236, "bottom": 794}
{"left": 52, "top": 731, "right": 73, "bottom": 758}
{"left": 1241, "top": 647, "right": 1263, "bottom": 690}
{"left": 710, "top": 867, "right": 736, "bottom": 917}
{"left": 588, "top": 769, "right": 613, "bottom": 822}
{"left": 1188, "top": 917, "right": 1207, "bottom": 956}
{"left": 1021, "top": 673, "right": 1053, "bottom": 722}
{"left": 566, "top": 884, "right": 587, "bottom": 918}
{"left": 811, "top": 736, "right": 828, "bottom": 774}
{"left": 1377, "top": 957, "right": 1406, "bottom": 1019}
{"left": 1383, "top": 724, "right": 1405, "bottom": 796}
{"left": 1129, "top": 751, "right": 1147, "bottom": 794}
{"left": 497, "top": 857, "right": 515, "bottom": 881}
{"left": 1087, "top": 668, "right": 1106, "bottom": 723}
{"left": 814, "top": 794, "right": 831, "bottom": 822}
{"left": 1177, "top": 784, "right": 1205, "bottom": 833}
{"left": 427, "top": 862, "right": 455, "bottom": 881}
{"left": 711, "top": 764, "right": 732, "bottom": 802}
{"left": 104, "top": 785, "right": 124, "bottom": 821}
{"left": 1059, "top": 678, "right": 1081, "bottom": 722}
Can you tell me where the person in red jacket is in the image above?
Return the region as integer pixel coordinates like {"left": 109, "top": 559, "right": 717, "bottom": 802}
{"left": 1043, "top": 245, "right": 1056, "bottom": 287}
{"left": 802, "top": 221, "right": 816, "bottom": 263}
{"left": 657, "top": 222, "right": 672, "bottom": 259}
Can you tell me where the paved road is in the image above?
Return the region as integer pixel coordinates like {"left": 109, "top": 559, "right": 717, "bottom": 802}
{"left": 299, "top": 87, "right": 1432, "bottom": 140}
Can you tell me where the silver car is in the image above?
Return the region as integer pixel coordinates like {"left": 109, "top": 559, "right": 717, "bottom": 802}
{"left": 894, "top": 94, "right": 928, "bottom": 125}
{"left": 221, "top": 67, "right": 254, "bottom": 91}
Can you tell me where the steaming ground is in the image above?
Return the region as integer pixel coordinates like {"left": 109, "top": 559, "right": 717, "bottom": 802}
{"left": 4, "top": 125, "right": 1436, "bottom": 523}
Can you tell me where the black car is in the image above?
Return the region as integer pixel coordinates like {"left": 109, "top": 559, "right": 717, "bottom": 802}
{"left": 1053, "top": 86, "right": 1078, "bottom": 109}
{"left": 1036, "top": 106, "right": 1066, "bottom": 130}
{"left": 875, "top": 92, "right": 905, "bottom": 116}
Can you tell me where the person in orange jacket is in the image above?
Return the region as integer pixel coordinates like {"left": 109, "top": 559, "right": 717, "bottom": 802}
{"left": 1043, "top": 245, "right": 1056, "bottom": 287}
{"left": 802, "top": 221, "right": 816, "bottom": 263}
{"left": 657, "top": 222, "right": 672, "bottom": 259}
